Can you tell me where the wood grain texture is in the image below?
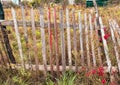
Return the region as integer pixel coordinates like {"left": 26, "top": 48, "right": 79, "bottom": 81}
{"left": 12, "top": 7, "right": 24, "bottom": 68}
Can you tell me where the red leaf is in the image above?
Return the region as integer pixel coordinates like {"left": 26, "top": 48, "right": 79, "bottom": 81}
{"left": 101, "top": 79, "right": 106, "bottom": 84}
{"left": 104, "top": 33, "right": 110, "bottom": 40}
{"left": 99, "top": 38, "right": 102, "bottom": 42}
{"left": 91, "top": 69, "right": 96, "bottom": 74}
{"left": 98, "top": 67, "right": 104, "bottom": 77}
{"left": 103, "top": 27, "right": 107, "bottom": 32}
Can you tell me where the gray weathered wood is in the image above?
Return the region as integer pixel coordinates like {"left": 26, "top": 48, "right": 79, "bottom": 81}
{"left": 31, "top": 8, "right": 39, "bottom": 74}
{"left": 53, "top": 7, "right": 59, "bottom": 74}
{"left": 10, "top": 64, "right": 118, "bottom": 72}
{"left": 39, "top": 8, "right": 47, "bottom": 76}
{"left": 112, "top": 20, "right": 120, "bottom": 47}
{"left": 47, "top": 7, "right": 53, "bottom": 74}
{"left": 11, "top": 7, "right": 24, "bottom": 68}
{"left": 78, "top": 11, "right": 84, "bottom": 66}
{"left": 99, "top": 17, "right": 112, "bottom": 73}
{"left": 66, "top": 8, "right": 72, "bottom": 68}
{"left": 85, "top": 13, "right": 90, "bottom": 67}
{"left": 21, "top": 6, "right": 31, "bottom": 68}
{"left": 72, "top": 9, "right": 78, "bottom": 71}
{"left": 109, "top": 21, "right": 120, "bottom": 73}
{"left": 1, "top": 20, "right": 79, "bottom": 28}
{"left": 60, "top": 9, "right": 66, "bottom": 72}
{"left": 89, "top": 14, "right": 96, "bottom": 67}
{"left": 94, "top": 16, "right": 102, "bottom": 66}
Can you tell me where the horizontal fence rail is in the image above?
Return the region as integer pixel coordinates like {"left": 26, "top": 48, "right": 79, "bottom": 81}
{"left": 0, "top": 6, "right": 120, "bottom": 76}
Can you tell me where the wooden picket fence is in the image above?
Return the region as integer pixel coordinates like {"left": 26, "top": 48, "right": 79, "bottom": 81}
{"left": 0, "top": 6, "right": 120, "bottom": 76}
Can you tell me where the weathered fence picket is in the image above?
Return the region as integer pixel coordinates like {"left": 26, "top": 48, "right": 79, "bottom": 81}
{"left": 11, "top": 7, "right": 24, "bottom": 68}
{"left": 72, "top": 9, "right": 78, "bottom": 71}
{"left": 39, "top": 8, "right": 47, "bottom": 76}
{"left": 85, "top": 13, "right": 90, "bottom": 67}
{"left": 78, "top": 11, "right": 84, "bottom": 66}
{"left": 94, "top": 17, "right": 102, "bottom": 66}
{"left": 99, "top": 17, "right": 111, "bottom": 73}
{"left": 66, "top": 8, "right": 72, "bottom": 68}
{"left": 31, "top": 8, "right": 39, "bottom": 74}
{"left": 112, "top": 20, "right": 120, "bottom": 47}
{"left": 53, "top": 7, "right": 59, "bottom": 75}
{"left": 47, "top": 7, "right": 53, "bottom": 74}
{"left": 60, "top": 9, "right": 66, "bottom": 73}
{"left": 109, "top": 21, "right": 120, "bottom": 73}
{"left": 21, "top": 6, "right": 31, "bottom": 68}
{"left": 89, "top": 14, "right": 96, "bottom": 67}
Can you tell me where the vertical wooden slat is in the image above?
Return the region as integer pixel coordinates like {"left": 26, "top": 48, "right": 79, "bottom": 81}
{"left": 39, "top": 8, "right": 47, "bottom": 76}
{"left": 109, "top": 21, "right": 120, "bottom": 73}
{"left": 78, "top": 11, "right": 84, "bottom": 66}
{"left": 66, "top": 8, "right": 72, "bottom": 68}
{"left": 72, "top": 9, "right": 78, "bottom": 71}
{"left": 47, "top": 7, "right": 53, "bottom": 73}
{"left": 12, "top": 7, "right": 24, "bottom": 68}
{"left": 0, "top": 47, "right": 5, "bottom": 65}
{"left": 21, "top": 6, "right": 31, "bottom": 68}
{"left": 84, "top": 13, "right": 90, "bottom": 67}
{"left": 53, "top": 6, "right": 59, "bottom": 74}
{"left": 99, "top": 17, "right": 111, "bottom": 73}
{"left": 0, "top": 40, "right": 11, "bottom": 67}
{"left": 60, "top": 9, "right": 66, "bottom": 72}
{"left": 0, "top": 33, "right": 7, "bottom": 65}
{"left": 31, "top": 8, "right": 39, "bottom": 74}
{"left": 21, "top": 6, "right": 27, "bottom": 44}
{"left": 89, "top": 14, "right": 96, "bottom": 67}
{"left": 113, "top": 20, "right": 120, "bottom": 36}
{"left": 0, "top": 28, "right": 7, "bottom": 65}
{"left": 94, "top": 17, "right": 102, "bottom": 66}
{"left": 112, "top": 20, "right": 120, "bottom": 47}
